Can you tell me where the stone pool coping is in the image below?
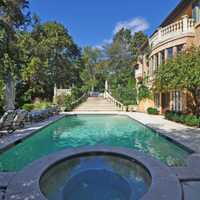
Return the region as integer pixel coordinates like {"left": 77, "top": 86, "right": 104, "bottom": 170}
{"left": 0, "top": 112, "right": 200, "bottom": 199}
{"left": 5, "top": 147, "right": 182, "bottom": 200}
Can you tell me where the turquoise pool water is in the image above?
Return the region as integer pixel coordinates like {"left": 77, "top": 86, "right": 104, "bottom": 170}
{"left": 0, "top": 115, "right": 190, "bottom": 171}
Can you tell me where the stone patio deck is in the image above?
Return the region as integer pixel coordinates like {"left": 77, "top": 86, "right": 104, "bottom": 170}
{"left": 127, "top": 112, "right": 200, "bottom": 153}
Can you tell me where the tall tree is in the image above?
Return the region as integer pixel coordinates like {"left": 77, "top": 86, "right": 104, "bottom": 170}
{"left": 81, "top": 47, "right": 104, "bottom": 92}
{"left": 0, "top": 0, "right": 29, "bottom": 110}
{"left": 21, "top": 21, "right": 82, "bottom": 101}
{"left": 104, "top": 29, "right": 148, "bottom": 105}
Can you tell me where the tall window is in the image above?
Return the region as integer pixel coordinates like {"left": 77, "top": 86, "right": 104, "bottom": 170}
{"left": 193, "top": 0, "right": 200, "bottom": 23}
{"left": 154, "top": 94, "right": 160, "bottom": 108}
{"left": 160, "top": 50, "right": 165, "bottom": 65}
{"left": 192, "top": 0, "right": 200, "bottom": 22}
{"left": 155, "top": 54, "right": 159, "bottom": 71}
{"left": 167, "top": 47, "right": 173, "bottom": 59}
{"left": 172, "top": 91, "right": 182, "bottom": 112}
{"left": 150, "top": 57, "right": 154, "bottom": 76}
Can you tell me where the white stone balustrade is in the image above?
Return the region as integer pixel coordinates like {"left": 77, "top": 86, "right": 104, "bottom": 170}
{"left": 150, "top": 16, "right": 195, "bottom": 48}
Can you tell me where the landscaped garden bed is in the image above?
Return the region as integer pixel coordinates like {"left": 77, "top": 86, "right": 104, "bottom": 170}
{"left": 165, "top": 110, "right": 200, "bottom": 127}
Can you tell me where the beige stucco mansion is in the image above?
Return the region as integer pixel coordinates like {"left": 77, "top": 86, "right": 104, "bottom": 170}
{"left": 136, "top": 0, "right": 200, "bottom": 114}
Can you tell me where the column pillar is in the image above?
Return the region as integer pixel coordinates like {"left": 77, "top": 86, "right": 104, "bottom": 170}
{"left": 182, "top": 15, "right": 189, "bottom": 32}
{"left": 158, "top": 52, "right": 162, "bottom": 67}
{"left": 165, "top": 49, "right": 168, "bottom": 62}
{"left": 173, "top": 46, "right": 177, "bottom": 56}
{"left": 159, "top": 93, "right": 162, "bottom": 114}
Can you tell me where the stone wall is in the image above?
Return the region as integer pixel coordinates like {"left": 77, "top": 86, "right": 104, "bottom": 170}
{"left": 195, "top": 23, "right": 200, "bottom": 46}
{"left": 136, "top": 98, "right": 155, "bottom": 113}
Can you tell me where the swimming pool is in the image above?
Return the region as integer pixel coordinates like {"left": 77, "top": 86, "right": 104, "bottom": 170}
{"left": 0, "top": 115, "right": 190, "bottom": 171}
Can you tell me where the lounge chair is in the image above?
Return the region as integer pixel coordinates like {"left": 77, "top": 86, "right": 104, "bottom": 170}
{"left": 0, "top": 110, "right": 17, "bottom": 133}
{"left": 13, "top": 110, "right": 28, "bottom": 129}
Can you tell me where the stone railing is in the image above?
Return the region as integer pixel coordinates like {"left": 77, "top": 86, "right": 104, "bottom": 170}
{"left": 71, "top": 93, "right": 88, "bottom": 108}
{"left": 104, "top": 90, "right": 124, "bottom": 111}
{"left": 150, "top": 16, "right": 195, "bottom": 48}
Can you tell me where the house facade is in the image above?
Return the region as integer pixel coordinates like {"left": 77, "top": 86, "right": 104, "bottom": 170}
{"left": 136, "top": 0, "right": 200, "bottom": 114}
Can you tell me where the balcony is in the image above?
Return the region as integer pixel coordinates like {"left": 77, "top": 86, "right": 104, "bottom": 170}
{"left": 150, "top": 16, "right": 195, "bottom": 49}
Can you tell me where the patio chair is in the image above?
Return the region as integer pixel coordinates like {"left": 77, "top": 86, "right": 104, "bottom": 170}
{"left": 13, "top": 110, "right": 28, "bottom": 129}
{"left": 0, "top": 110, "right": 17, "bottom": 133}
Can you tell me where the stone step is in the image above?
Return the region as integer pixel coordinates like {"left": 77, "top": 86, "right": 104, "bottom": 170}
{"left": 74, "top": 97, "right": 121, "bottom": 112}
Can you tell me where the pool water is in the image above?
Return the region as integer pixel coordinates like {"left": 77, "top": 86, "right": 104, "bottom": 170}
{"left": 40, "top": 154, "right": 151, "bottom": 200}
{"left": 0, "top": 115, "right": 190, "bottom": 171}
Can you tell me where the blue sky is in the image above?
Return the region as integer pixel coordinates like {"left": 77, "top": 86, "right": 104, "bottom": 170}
{"left": 30, "top": 0, "right": 180, "bottom": 47}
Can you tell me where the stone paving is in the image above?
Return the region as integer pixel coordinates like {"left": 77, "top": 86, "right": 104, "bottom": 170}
{"left": 127, "top": 112, "right": 200, "bottom": 153}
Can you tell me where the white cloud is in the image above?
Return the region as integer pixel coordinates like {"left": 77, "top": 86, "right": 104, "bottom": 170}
{"left": 114, "top": 17, "right": 149, "bottom": 35}
{"left": 93, "top": 45, "right": 104, "bottom": 50}
{"left": 94, "top": 39, "right": 113, "bottom": 50}
{"left": 103, "top": 38, "right": 113, "bottom": 44}
{"left": 94, "top": 17, "right": 149, "bottom": 49}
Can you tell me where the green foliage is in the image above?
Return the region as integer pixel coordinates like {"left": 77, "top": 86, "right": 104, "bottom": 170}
{"left": 22, "top": 101, "right": 52, "bottom": 111}
{"left": 102, "top": 29, "right": 148, "bottom": 105}
{"left": 64, "top": 95, "right": 74, "bottom": 111}
{"left": 165, "top": 111, "right": 200, "bottom": 127}
{"left": 154, "top": 47, "right": 200, "bottom": 116}
{"left": 138, "top": 84, "right": 152, "bottom": 101}
{"left": 22, "top": 103, "right": 35, "bottom": 112}
{"left": 112, "top": 87, "right": 137, "bottom": 106}
{"left": 0, "top": 0, "right": 30, "bottom": 111}
{"left": 55, "top": 94, "right": 67, "bottom": 106}
{"left": 34, "top": 101, "right": 51, "bottom": 110}
{"left": 71, "top": 87, "right": 83, "bottom": 99}
{"left": 147, "top": 107, "right": 159, "bottom": 115}
{"left": 81, "top": 47, "right": 105, "bottom": 92}
{"left": 21, "top": 22, "right": 82, "bottom": 101}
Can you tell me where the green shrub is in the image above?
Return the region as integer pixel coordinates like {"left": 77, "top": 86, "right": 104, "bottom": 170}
{"left": 64, "top": 95, "right": 73, "bottom": 111}
{"left": 22, "top": 101, "right": 51, "bottom": 111}
{"left": 55, "top": 94, "right": 67, "bottom": 106}
{"left": 34, "top": 101, "right": 51, "bottom": 110}
{"left": 165, "top": 110, "right": 200, "bottom": 127}
{"left": 71, "top": 87, "right": 83, "bottom": 100}
{"left": 138, "top": 84, "right": 152, "bottom": 101}
{"left": 22, "top": 103, "right": 35, "bottom": 111}
{"left": 111, "top": 87, "right": 137, "bottom": 106}
{"left": 183, "top": 115, "right": 200, "bottom": 126}
{"left": 147, "top": 107, "right": 159, "bottom": 115}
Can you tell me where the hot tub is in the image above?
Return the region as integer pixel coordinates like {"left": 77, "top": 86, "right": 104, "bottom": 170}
{"left": 40, "top": 154, "right": 151, "bottom": 200}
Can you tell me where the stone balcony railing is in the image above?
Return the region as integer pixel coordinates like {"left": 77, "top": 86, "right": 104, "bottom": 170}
{"left": 150, "top": 15, "right": 195, "bottom": 49}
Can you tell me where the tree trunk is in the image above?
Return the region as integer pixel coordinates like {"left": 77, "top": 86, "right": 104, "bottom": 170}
{"left": 4, "top": 73, "right": 15, "bottom": 111}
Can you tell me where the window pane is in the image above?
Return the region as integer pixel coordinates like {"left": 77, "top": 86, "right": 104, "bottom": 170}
{"left": 167, "top": 48, "right": 173, "bottom": 59}
{"left": 193, "top": 0, "right": 200, "bottom": 22}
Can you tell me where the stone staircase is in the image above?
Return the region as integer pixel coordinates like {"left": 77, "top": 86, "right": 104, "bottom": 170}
{"left": 73, "top": 97, "right": 121, "bottom": 112}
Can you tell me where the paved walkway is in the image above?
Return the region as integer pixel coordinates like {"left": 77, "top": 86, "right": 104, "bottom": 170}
{"left": 127, "top": 112, "right": 200, "bottom": 153}
{"left": 74, "top": 97, "right": 120, "bottom": 112}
